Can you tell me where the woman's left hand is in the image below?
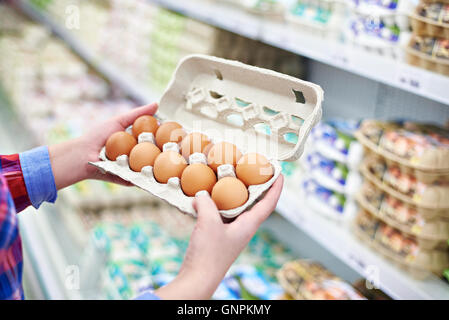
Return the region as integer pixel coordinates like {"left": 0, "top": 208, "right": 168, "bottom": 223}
{"left": 48, "top": 103, "right": 158, "bottom": 190}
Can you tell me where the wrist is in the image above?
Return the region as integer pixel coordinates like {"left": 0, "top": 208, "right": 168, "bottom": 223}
{"left": 155, "top": 266, "right": 222, "bottom": 300}
{"left": 49, "top": 136, "right": 91, "bottom": 190}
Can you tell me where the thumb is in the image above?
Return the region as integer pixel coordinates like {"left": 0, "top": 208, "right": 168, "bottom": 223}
{"left": 192, "top": 192, "right": 222, "bottom": 225}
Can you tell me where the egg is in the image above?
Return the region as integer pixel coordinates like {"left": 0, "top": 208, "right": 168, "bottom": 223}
{"left": 203, "top": 142, "right": 214, "bottom": 157}
{"left": 129, "top": 142, "right": 161, "bottom": 172}
{"left": 211, "top": 177, "right": 248, "bottom": 210}
{"left": 207, "top": 142, "right": 242, "bottom": 172}
{"left": 236, "top": 153, "right": 274, "bottom": 186}
{"left": 105, "top": 131, "right": 137, "bottom": 161}
{"left": 181, "top": 163, "right": 217, "bottom": 196}
{"left": 132, "top": 115, "right": 159, "bottom": 139}
{"left": 153, "top": 151, "right": 188, "bottom": 183}
{"left": 180, "top": 132, "right": 212, "bottom": 159}
{"left": 155, "top": 121, "right": 186, "bottom": 150}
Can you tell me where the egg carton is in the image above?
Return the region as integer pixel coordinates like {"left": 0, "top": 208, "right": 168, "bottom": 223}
{"left": 90, "top": 54, "right": 323, "bottom": 218}
{"left": 356, "top": 183, "right": 449, "bottom": 246}
{"left": 410, "top": 3, "right": 449, "bottom": 38}
{"left": 354, "top": 127, "right": 449, "bottom": 173}
{"left": 354, "top": 210, "right": 449, "bottom": 278}
{"left": 405, "top": 42, "right": 449, "bottom": 77}
{"left": 360, "top": 156, "right": 449, "bottom": 210}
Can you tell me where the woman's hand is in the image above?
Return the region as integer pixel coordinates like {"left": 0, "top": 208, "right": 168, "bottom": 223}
{"left": 155, "top": 175, "right": 284, "bottom": 300}
{"left": 48, "top": 103, "right": 158, "bottom": 190}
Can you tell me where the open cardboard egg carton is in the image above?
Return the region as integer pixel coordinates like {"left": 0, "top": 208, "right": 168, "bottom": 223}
{"left": 90, "top": 55, "right": 323, "bottom": 218}
{"left": 356, "top": 182, "right": 449, "bottom": 249}
{"left": 354, "top": 209, "right": 449, "bottom": 279}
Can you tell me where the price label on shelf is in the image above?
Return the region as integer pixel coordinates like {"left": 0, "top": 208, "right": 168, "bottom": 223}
{"left": 396, "top": 65, "right": 429, "bottom": 93}
{"left": 329, "top": 45, "right": 352, "bottom": 68}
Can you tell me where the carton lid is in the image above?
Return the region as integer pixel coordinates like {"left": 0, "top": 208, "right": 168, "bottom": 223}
{"left": 158, "top": 54, "right": 323, "bottom": 161}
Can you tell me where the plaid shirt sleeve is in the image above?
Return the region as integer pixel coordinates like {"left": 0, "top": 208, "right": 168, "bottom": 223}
{"left": 0, "top": 171, "right": 24, "bottom": 300}
{"left": 0, "top": 154, "right": 32, "bottom": 213}
{"left": 0, "top": 147, "right": 57, "bottom": 300}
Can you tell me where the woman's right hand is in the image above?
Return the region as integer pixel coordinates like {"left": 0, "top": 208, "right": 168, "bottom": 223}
{"left": 155, "top": 175, "right": 284, "bottom": 300}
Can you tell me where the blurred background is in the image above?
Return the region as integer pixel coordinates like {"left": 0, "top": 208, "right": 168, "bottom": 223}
{"left": 0, "top": 0, "right": 448, "bottom": 300}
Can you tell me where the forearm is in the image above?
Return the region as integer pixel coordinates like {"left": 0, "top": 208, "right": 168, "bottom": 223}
{"left": 155, "top": 268, "right": 223, "bottom": 300}
{"left": 48, "top": 137, "right": 90, "bottom": 190}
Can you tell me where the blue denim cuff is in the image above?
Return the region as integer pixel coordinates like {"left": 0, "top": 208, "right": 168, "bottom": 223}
{"left": 19, "top": 146, "right": 57, "bottom": 209}
{"left": 134, "top": 291, "right": 161, "bottom": 300}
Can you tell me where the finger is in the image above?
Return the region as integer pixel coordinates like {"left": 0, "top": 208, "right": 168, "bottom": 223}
{"left": 117, "top": 103, "right": 158, "bottom": 129}
{"left": 192, "top": 193, "right": 222, "bottom": 225}
{"left": 232, "top": 175, "right": 284, "bottom": 230}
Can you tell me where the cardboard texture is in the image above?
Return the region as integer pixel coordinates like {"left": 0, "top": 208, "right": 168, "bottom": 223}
{"left": 360, "top": 157, "right": 449, "bottom": 210}
{"left": 354, "top": 210, "right": 449, "bottom": 278}
{"left": 90, "top": 54, "right": 323, "bottom": 218}
{"left": 356, "top": 183, "right": 449, "bottom": 246}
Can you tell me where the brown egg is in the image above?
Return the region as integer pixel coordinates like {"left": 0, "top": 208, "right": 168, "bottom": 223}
{"left": 236, "top": 153, "right": 274, "bottom": 186}
{"left": 105, "top": 131, "right": 137, "bottom": 161}
{"left": 129, "top": 142, "right": 161, "bottom": 172}
{"left": 211, "top": 177, "right": 248, "bottom": 210}
{"left": 155, "top": 121, "right": 186, "bottom": 150}
{"left": 181, "top": 163, "right": 217, "bottom": 196}
{"left": 180, "top": 132, "right": 212, "bottom": 159}
{"left": 203, "top": 142, "right": 214, "bottom": 157}
{"left": 132, "top": 115, "right": 159, "bottom": 139}
{"left": 207, "top": 142, "right": 242, "bottom": 172}
{"left": 153, "top": 151, "right": 188, "bottom": 183}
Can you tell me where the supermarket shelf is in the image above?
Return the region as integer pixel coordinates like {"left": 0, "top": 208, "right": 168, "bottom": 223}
{"left": 152, "top": 0, "right": 449, "bottom": 106}
{"left": 277, "top": 187, "right": 449, "bottom": 300}
{"left": 16, "top": 0, "right": 160, "bottom": 105}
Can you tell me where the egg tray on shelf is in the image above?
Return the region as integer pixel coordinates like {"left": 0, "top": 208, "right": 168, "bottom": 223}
{"left": 410, "top": 2, "right": 449, "bottom": 37}
{"left": 90, "top": 55, "right": 323, "bottom": 219}
{"left": 354, "top": 210, "right": 449, "bottom": 279}
{"left": 354, "top": 120, "right": 449, "bottom": 174}
{"left": 360, "top": 156, "right": 449, "bottom": 210}
{"left": 405, "top": 39, "right": 449, "bottom": 76}
{"left": 356, "top": 182, "right": 449, "bottom": 248}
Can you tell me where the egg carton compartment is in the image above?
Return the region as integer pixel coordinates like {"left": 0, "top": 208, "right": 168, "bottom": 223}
{"left": 356, "top": 182, "right": 449, "bottom": 245}
{"left": 410, "top": 3, "right": 449, "bottom": 37}
{"left": 91, "top": 54, "right": 323, "bottom": 218}
{"left": 354, "top": 210, "right": 449, "bottom": 279}
{"left": 360, "top": 156, "right": 449, "bottom": 210}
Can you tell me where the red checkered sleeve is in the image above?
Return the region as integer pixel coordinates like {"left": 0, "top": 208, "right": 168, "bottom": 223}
{"left": 0, "top": 154, "right": 31, "bottom": 213}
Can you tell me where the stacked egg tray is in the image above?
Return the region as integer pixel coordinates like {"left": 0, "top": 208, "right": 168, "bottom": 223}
{"left": 354, "top": 119, "right": 449, "bottom": 278}
{"left": 90, "top": 55, "right": 323, "bottom": 219}
{"left": 407, "top": 0, "right": 449, "bottom": 75}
